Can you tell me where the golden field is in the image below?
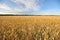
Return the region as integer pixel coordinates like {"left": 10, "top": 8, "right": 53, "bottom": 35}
{"left": 0, "top": 16, "right": 60, "bottom": 40}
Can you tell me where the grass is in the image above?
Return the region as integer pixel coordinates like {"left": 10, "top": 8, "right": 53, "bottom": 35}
{"left": 0, "top": 16, "right": 60, "bottom": 40}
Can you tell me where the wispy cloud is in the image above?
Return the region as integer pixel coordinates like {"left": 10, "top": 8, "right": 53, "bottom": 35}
{"left": 0, "top": 3, "right": 25, "bottom": 13}
{"left": 11, "top": 0, "right": 41, "bottom": 11}
{"left": 0, "top": 0, "right": 43, "bottom": 14}
{"left": 0, "top": 4, "right": 11, "bottom": 10}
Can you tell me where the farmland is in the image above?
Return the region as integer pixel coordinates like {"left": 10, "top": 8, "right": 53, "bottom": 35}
{"left": 0, "top": 16, "right": 60, "bottom": 40}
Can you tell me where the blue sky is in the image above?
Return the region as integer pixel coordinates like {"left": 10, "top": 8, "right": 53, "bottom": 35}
{"left": 0, "top": 0, "right": 60, "bottom": 15}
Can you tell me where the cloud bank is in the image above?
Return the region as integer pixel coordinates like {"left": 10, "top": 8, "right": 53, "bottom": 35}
{"left": 0, "top": 0, "right": 43, "bottom": 14}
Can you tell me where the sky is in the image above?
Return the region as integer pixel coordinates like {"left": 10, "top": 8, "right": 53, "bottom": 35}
{"left": 0, "top": 0, "right": 60, "bottom": 15}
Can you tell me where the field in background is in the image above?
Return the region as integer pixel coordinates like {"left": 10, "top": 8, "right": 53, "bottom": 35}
{"left": 0, "top": 16, "right": 60, "bottom": 40}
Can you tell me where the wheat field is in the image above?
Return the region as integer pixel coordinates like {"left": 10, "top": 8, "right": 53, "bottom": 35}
{"left": 0, "top": 16, "right": 60, "bottom": 40}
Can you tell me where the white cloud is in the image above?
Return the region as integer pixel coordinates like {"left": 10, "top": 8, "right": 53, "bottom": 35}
{"left": 0, "top": 0, "right": 44, "bottom": 14}
{"left": 0, "top": 12, "right": 15, "bottom": 14}
{"left": 11, "top": 0, "right": 40, "bottom": 11}
{"left": 0, "top": 3, "right": 23, "bottom": 12}
{"left": 0, "top": 4, "right": 11, "bottom": 10}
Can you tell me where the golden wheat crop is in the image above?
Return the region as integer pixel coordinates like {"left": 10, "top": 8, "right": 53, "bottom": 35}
{"left": 0, "top": 16, "right": 60, "bottom": 40}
